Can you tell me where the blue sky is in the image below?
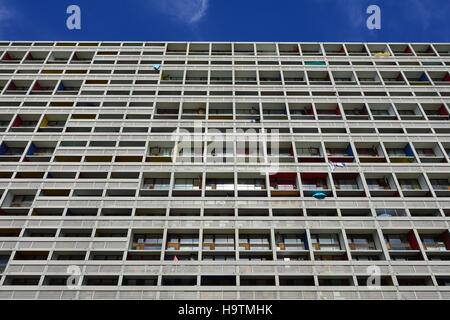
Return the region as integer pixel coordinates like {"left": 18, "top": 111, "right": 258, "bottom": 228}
{"left": 0, "top": 0, "right": 449, "bottom": 42}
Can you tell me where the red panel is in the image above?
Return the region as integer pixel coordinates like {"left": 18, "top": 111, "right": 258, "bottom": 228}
{"left": 442, "top": 230, "right": 450, "bottom": 250}
{"left": 32, "top": 82, "right": 41, "bottom": 91}
{"left": 301, "top": 172, "right": 328, "bottom": 179}
{"left": 407, "top": 230, "right": 419, "bottom": 250}
{"left": 2, "top": 53, "right": 11, "bottom": 61}
{"left": 335, "top": 105, "right": 341, "bottom": 116}
{"left": 444, "top": 73, "right": 450, "bottom": 82}
{"left": 439, "top": 105, "right": 449, "bottom": 116}
{"left": 339, "top": 46, "right": 345, "bottom": 54}
{"left": 270, "top": 173, "right": 297, "bottom": 179}
{"left": 12, "top": 116, "right": 22, "bottom": 127}
{"left": 396, "top": 73, "right": 404, "bottom": 82}
{"left": 25, "top": 53, "right": 33, "bottom": 61}
{"left": 7, "top": 82, "right": 16, "bottom": 90}
{"left": 404, "top": 46, "right": 412, "bottom": 54}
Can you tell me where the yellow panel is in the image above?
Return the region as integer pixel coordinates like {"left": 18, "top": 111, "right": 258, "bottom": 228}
{"left": 40, "top": 116, "right": 48, "bottom": 128}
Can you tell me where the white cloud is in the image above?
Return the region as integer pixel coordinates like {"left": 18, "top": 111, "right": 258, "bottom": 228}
{"left": 150, "top": 0, "right": 209, "bottom": 24}
{"left": 0, "top": 3, "right": 13, "bottom": 37}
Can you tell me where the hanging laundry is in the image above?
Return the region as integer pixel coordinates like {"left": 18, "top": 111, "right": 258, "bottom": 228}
{"left": 329, "top": 161, "right": 346, "bottom": 172}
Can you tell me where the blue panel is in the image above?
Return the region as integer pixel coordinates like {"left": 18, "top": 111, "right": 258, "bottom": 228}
{"left": 27, "top": 142, "right": 36, "bottom": 156}
{"left": 57, "top": 82, "right": 65, "bottom": 91}
{"left": 419, "top": 73, "right": 429, "bottom": 82}
{"left": 0, "top": 143, "right": 7, "bottom": 155}
{"left": 304, "top": 233, "right": 309, "bottom": 250}
{"left": 405, "top": 144, "right": 414, "bottom": 157}
{"left": 346, "top": 144, "right": 354, "bottom": 157}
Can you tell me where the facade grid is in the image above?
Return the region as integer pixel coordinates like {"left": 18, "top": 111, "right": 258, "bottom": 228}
{"left": 0, "top": 41, "right": 449, "bottom": 300}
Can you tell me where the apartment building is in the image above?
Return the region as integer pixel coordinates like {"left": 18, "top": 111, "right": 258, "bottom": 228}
{"left": 0, "top": 41, "right": 449, "bottom": 300}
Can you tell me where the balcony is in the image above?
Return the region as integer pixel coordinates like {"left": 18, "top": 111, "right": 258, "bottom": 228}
{"left": 420, "top": 232, "right": 449, "bottom": 252}
{"left": 414, "top": 143, "right": 446, "bottom": 163}
{"left": 332, "top": 71, "right": 357, "bottom": 85}
{"left": 310, "top": 233, "right": 342, "bottom": 252}
{"left": 166, "top": 234, "right": 199, "bottom": 252}
{"left": 25, "top": 142, "right": 55, "bottom": 162}
{"left": 140, "top": 174, "right": 171, "bottom": 197}
{"left": 324, "top": 44, "right": 346, "bottom": 56}
{"left": 208, "top": 102, "right": 233, "bottom": 120}
{"left": 146, "top": 141, "right": 174, "bottom": 163}
{"left": 154, "top": 102, "right": 180, "bottom": 119}
{"left": 384, "top": 232, "right": 418, "bottom": 254}
{"left": 2, "top": 191, "right": 36, "bottom": 208}
{"left": 296, "top": 142, "right": 324, "bottom": 163}
{"left": 181, "top": 102, "right": 206, "bottom": 119}
{"left": 160, "top": 70, "right": 184, "bottom": 84}
{"left": 210, "top": 70, "right": 232, "bottom": 84}
{"left": 166, "top": 43, "right": 187, "bottom": 55}
{"left": 239, "top": 234, "right": 271, "bottom": 251}
{"left": 395, "top": 104, "right": 424, "bottom": 120}
{"left": 347, "top": 234, "right": 377, "bottom": 251}
{"left": 380, "top": 71, "right": 407, "bottom": 85}
{"left": 356, "top": 71, "right": 382, "bottom": 86}
{"left": 205, "top": 175, "right": 234, "bottom": 197}
{"left": 422, "top": 103, "right": 449, "bottom": 120}
{"left": 211, "top": 43, "right": 231, "bottom": 56}
{"left": 185, "top": 70, "right": 208, "bottom": 85}
{"left": 307, "top": 71, "right": 332, "bottom": 85}
{"left": 269, "top": 173, "right": 299, "bottom": 197}
{"left": 276, "top": 233, "right": 307, "bottom": 251}
{"left": 289, "top": 103, "right": 315, "bottom": 120}
{"left": 301, "top": 173, "right": 332, "bottom": 197}
{"left": 325, "top": 143, "right": 355, "bottom": 163}
{"left": 235, "top": 103, "right": 260, "bottom": 120}
{"left": 315, "top": 103, "right": 342, "bottom": 120}
{"left": 333, "top": 173, "right": 365, "bottom": 197}
{"left": 237, "top": 174, "right": 267, "bottom": 197}
{"left": 428, "top": 176, "right": 450, "bottom": 197}
{"left": 131, "top": 234, "right": 163, "bottom": 251}
{"left": 404, "top": 71, "right": 431, "bottom": 86}
{"left": 55, "top": 80, "right": 82, "bottom": 95}
{"left": 385, "top": 144, "right": 416, "bottom": 163}
{"left": 203, "top": 234, "right": 235, "bottom": 251}
{"left": 30, "top": 80, "right": 56, "bottom": 95}
{"left": 0, "top": 142, "right": 25, "bottom": 161}
{"left": 356, "top": 144, "right": 386, "bottom": 163}
{"left": 206, "top": 141, "right": 234, "bottom": 163}
{"left": 386, "top": 232, "right": 425, "bottom": 260}
{"left": 1, "top": 51, "right": 26, "bottom": 63}
{"left": 283, "top": 71, "right": 306, "bottom": 85}
{"left": 369, "top": 104, "right": 398, "bottom": 120}
{"left": 234, "top": 43, "right": 254, "bottom": 56}
{"left": 38, "top": 115, "right": 67, "bottom": 133}
{"left": 235, "top": 71, "right": 257, "bottom": 85}
{"left": 397, "top": 175, "right": 430, "bottom": 197}
{"left": 172, "top": 174, "right": 202, "bottom": 196}
{"left": 262, "top": 103, "right": 287, "bottom": 120}
{"left": 346, "top": 44, "right": 369, "bottom": 56}
{"left": 4, "top": 80, "right": 31, "bottom": 95}
{"left": 278, "top": 43, "right": 300, "bottom": 56}
{"left": 366, "top": 175, "right": 398, "bottom": 197}
{"left": 343, "top": 103, "right": 370, "bottom": 120}
{"left": 47, "top": 51, "right": 72, "bottom": 64}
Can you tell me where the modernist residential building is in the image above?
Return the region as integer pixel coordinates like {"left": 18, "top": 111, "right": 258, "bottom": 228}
{"left": 0, "top": 41, "right": 449, "bottom": 300}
